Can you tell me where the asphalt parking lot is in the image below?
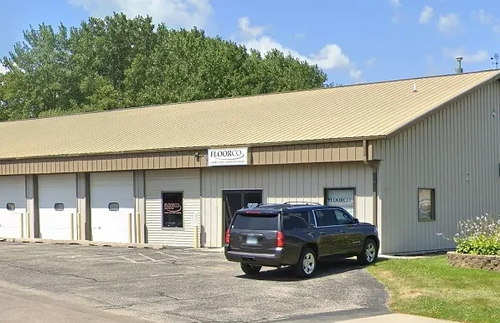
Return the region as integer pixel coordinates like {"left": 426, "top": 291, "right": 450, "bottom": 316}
{"left": 0, "top": 242, "right": 389, "bottom": 322}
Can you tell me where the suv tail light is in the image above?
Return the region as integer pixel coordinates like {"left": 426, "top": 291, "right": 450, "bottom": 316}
{"left": 225, "top": 229, "right": 231, "bottom": 245}
{"left": 276, "top": 231, "right": 285, "bottom": 248}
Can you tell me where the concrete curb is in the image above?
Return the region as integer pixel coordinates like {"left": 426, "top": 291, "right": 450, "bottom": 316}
{"left": 0, "top": 237, "right": 169, "bottom": 250}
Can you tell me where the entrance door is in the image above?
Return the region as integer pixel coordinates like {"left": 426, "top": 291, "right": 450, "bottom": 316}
{"left": 222, "top": 190, "right": 263, "bottom": 234}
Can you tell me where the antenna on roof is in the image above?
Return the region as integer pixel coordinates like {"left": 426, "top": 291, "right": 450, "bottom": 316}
{"left": 455, "top": 56, "right": 463, "bottom": 74}
{"left": 491, "top": 53, "right": 499, "bottom": 70}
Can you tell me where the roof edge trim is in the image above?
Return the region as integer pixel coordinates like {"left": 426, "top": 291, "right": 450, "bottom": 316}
{"left": 0, "top": 136, "right": 387, "bottom": 162}
{"left": 384, "top": 72, "right": 500, "bottom": 140}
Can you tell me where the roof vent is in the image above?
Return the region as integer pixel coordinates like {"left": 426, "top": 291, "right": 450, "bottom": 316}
{"left": 413, "top": 83, "right": 417, "bottom": 92}
{"left": 455, "top": 56, "right": 463, "bottom": 74}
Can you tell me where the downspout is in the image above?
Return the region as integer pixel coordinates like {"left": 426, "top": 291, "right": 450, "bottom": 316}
{"left": 363, "top": 140, "right": 379, "bottom": 228}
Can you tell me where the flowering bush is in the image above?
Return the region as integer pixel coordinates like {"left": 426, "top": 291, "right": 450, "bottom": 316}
{"left": 452, "top": 214, "right": 500, "bottom": 256}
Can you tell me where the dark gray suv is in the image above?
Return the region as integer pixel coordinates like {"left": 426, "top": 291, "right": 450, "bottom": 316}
{"left": 224, "top": 203, "right": 379, "bottom": 278}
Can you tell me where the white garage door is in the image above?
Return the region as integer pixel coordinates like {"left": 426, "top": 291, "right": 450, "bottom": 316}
{"left": 90, "top": 172, "right": 134, "bottom": 243}
{"left": 0, "top": 176, "right": 26, "bottom": 238}
{"left": 38, "top": 174, "right": 77, "bottom": 240}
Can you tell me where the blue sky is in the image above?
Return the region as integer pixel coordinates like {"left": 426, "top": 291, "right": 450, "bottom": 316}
{"left": 1, "top": 0, "right": 500, "bottom": 85}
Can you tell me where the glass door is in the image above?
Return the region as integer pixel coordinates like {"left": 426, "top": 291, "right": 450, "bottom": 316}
{"left": 222, "top": 190, "right": 263, "bottom": 239}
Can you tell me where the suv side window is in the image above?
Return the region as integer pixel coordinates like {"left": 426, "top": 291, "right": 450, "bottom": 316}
{"left": 334, "top": 209, "right": 354, "bottom": 225}
{"left": 314, "top": 209, "right": 339, "bottom": 227}
{"left": 283, "top": 211, "right": 311, "bottom": 230}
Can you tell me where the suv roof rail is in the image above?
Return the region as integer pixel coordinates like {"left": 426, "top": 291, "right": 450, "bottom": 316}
{"left": 283, "top": 201, "right": 322, "bottom": 206}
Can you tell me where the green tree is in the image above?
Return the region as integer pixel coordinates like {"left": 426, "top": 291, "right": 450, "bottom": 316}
{"left": 0, "top": 13, "right": 327, "bottom": 120}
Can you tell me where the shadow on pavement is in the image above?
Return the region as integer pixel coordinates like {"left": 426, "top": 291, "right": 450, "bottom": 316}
{"left": 236, "top": 257, "right": 388, "bottom": 282}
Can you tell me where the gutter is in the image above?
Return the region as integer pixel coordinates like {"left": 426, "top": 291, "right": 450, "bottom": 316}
{"left": 362, "top": 140, "right": 379, "bottom": 229}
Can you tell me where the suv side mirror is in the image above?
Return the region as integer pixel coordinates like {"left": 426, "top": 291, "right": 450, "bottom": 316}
{"left": 352, "top": 218, "right": 359, "bottom": 224}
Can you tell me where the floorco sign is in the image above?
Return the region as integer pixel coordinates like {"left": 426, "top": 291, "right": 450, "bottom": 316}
{"left": 207, "top": 147, "right": 249, "bottom": 166}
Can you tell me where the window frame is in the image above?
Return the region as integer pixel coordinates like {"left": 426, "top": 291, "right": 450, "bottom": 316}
{"left": 108, "top": 202, "right": 120, "bottom": 212}
{"left": 161, "top": 191, "right": 184, "bottom": 229}
{"left": 418, "top": 188, "right": 436, "bottom": 222}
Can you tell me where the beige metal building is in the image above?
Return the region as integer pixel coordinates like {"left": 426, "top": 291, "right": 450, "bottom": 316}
{"left": 1, "top": 70, "right": 499, "bottom": 254}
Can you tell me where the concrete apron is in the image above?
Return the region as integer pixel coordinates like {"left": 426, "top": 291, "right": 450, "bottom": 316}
{"left": 0, "top": 237, "right": 170, "bottom": 250}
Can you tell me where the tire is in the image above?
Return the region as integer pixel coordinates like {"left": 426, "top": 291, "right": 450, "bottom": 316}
{"left": 357, "top": 238, "right": 378, "bottom": 265}
{"left": 240, "top": 263, "right": 262, "bottom": 275}
{"left": 294, "top": 247, "right": 317, "bottom": 278}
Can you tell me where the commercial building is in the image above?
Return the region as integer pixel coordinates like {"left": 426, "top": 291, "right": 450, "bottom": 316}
{"left": 1, "top": 70, "right": 499, "bottom": 254}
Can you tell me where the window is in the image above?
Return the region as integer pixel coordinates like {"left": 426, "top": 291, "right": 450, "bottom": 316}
{"left": 314, "top": 209, "right": 339, "bottom": 227}
{"left": 334, "top": 209, "right": 354, "bottom": 225}
{"left": 283, "top": 212, "right": 311, "bottom": 230}
{"left": 232, "top": 213, "right": 279, "bottom": 230}
{"left": 6, "top": 203, "right": 15, "bottom": 211}
{"left": 54, "top": 203, "right": 64, "bottom": 211}
{"left": 162, "top": 192, "right": 183, "bottom": 228}
{"left": 418, "top": 188, "right": 435, "bottom": 222}
{"left": 108, "top": 202, "right": 120, "bottom": 211}
{"left": 324, "top": 188, "right": 355, "bottom": 216}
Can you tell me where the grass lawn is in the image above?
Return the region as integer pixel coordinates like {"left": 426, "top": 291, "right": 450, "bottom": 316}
{"left": 367, "top": 255, "right": 500, "bottom": 323}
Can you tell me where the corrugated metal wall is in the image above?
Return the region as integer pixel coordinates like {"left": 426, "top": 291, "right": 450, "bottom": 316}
{"left": 374, "top": 81, "right": 500, "bottom": 254}
{"left": 201, "top": 162, "right": 374, "bottom": 247}
{"left": 145, "top": 169, "right": 201, "bottom": 247}
{"left": 0, "top": 142, "right": 366, "bottom": 176}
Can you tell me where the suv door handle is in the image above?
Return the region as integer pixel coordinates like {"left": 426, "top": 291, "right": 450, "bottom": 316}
{"left": 319, "top": 231, "right": 326, "bottom": 236}
{"left": 340, "top": 230, "right": 346, "bottom": 233}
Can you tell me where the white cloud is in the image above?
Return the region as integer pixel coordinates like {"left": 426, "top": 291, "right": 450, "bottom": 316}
{"left": 473, "top": 9, "right": 500, "bottom": 34}
{"left": 0, "top": 65, "right": 7, "bottom": 75}
{"left": 238, "top": 17, "right": 265, "bottom": 37}
{"left": 389, "top": 0, "right": 402, "bottom": 23}
{"left": 443, "top": 48, "right": 489, "bottom": 63}
{"left": 419, "top": 6, "right": 434, "bottom": 24}
{"left": 238, "top": 18, "right": 362, "bottom": 82}
{"left": 69, "top": 0, "right": 213, "bottom": 28}
{"left": 389, "top": 0, "right": 401, "bottom": 8}
{"left": 365, "top": 57, "right": 376, "bottom": 67}
{"left": 439, "top": 13, "right": 460, "bottom": 33}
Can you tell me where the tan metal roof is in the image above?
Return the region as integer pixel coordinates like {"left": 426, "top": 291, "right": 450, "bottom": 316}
{"left": 1, "top": 70, "right": 499, "bottom": 160}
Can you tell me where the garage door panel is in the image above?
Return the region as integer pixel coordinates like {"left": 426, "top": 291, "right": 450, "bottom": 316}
{"left": 0, "top": 176, "right": 26, "bottom": 238}
{"left": 90, "top": 172, "right": 134, "bottom": 243}
{"left": 38, "top": 174, "right": 77, "bottom": 240}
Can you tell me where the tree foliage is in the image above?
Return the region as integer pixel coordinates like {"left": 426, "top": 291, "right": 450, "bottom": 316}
{"left": 0, "top": 13, "right": 327, "bottom": 121}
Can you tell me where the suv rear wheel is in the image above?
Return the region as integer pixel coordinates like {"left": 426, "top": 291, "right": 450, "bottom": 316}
{"left": 294, "top": 247, "right": 317, "bottom": 278}
{"left": 357, "top": 238, "right": 378, "bottom": 265}
{"left": 240, "top": 263, "right": 262, "bottom": 275}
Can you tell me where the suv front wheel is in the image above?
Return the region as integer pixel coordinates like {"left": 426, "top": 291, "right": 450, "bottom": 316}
{"left": 357, "top": 238, "right": 378, "bottom": 265}
{"left": 240, "top": 263, "right": 262, "bottom": 275}
{"left": 294, "top": 247, "right": 317, "bottom": 278}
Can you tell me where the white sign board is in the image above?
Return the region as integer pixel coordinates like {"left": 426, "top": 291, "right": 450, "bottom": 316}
{"left": 207, "top": 147, "right": 249, "bottom": 167}
{"left": 325, "top": 188, "right": 355, "bottom": 216}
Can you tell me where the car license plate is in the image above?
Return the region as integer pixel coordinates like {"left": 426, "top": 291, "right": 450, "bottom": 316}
{"left": 246, "top": 236, "right": 258, "bottom": 245}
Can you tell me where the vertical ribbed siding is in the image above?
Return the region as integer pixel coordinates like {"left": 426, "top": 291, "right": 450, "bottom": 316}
{"left": 374, "top": 82, "right": 500, "bottom": 254}
{"left": 145, "top": 170, "right": 201, "bottom": 247}
{"left": 201, "top": 162, "right": 373, "bottom": 248}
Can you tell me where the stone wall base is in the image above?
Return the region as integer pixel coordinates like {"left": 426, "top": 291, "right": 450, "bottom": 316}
{"left": 447, "top": 251, "right": 500, "bottom": 272}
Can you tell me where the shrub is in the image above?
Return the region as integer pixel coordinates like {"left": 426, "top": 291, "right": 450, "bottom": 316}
{"left": 451, "top": 214, "right": 500, "bottom": 256}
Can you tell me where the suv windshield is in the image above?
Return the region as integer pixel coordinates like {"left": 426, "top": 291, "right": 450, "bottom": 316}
{"left": 231, "top": 212, "right": 279, "bottom": 230}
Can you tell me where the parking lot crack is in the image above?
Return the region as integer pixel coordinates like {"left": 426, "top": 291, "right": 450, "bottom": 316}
{"left": 6, "top": 264, "right": 100, "bottom": 283}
